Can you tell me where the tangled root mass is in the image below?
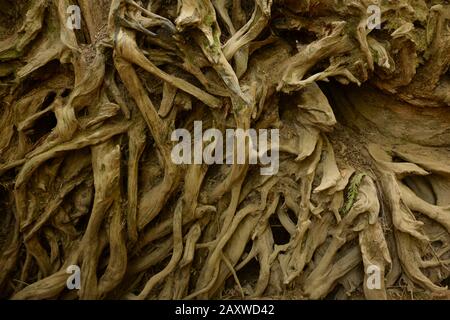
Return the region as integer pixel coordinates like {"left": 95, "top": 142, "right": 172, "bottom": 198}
{"left": 1, "top": 0, "right": 450, "bottom": 300}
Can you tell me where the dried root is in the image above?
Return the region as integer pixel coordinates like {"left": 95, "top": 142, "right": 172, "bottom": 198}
{"left": 1, "top": 0, "right": 450, "bottom": 300}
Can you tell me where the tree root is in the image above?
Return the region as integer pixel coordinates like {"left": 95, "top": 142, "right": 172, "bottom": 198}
{"left": 1, "top": 0, "right": 450, "bottom": 300}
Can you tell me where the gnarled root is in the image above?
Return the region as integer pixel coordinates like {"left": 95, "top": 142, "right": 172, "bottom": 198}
{"left": 1, "top": 0, "right": 450, "bottom": 300}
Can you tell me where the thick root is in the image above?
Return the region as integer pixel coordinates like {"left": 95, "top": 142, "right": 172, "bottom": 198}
{"left": 1, "top": 0, "right": 450, "bottom": 300}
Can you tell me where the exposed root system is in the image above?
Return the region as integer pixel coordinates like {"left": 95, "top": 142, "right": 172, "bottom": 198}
{"left": 1, "top": 0, "right": 450, "bottom": 300}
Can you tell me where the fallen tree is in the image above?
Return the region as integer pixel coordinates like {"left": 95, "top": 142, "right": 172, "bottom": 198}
{"left": 0, "top": 0, "right": 450, "bottom": 299}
